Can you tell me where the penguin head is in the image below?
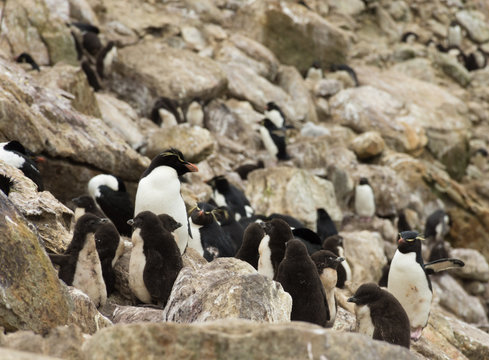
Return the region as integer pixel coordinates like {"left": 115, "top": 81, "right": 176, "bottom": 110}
{"left": 397, "top": 231, "right": 424, "bottom": 254}
{"left": 322, "top": 234, "right": 344, "bottom": 254}
{"left": 206, "top": 175, "right": 228, "bottom": 192}
{"left": 74, "top": 213, "right": 109, "bottom": 235}
{"left": 3, "top": 140, "right": 28, "bottom": 155}
{"left": 262, "top": 218, "right": 293, "bottom": 240}
{"left": 72, "top": 195, "right": 98, "bottom": 211}
{"left": 359, "top": 177, "right": 369, "bottom": 185}
{"left": 157, "top": 214, "right": 182, "bottom": 232}
{"left": 127, "top": 211, "right": 158, "bottom": 230}
{"left": 189, "top": 203, "right": 216, "bottom": 226}
{"left": 151, "top": 148, "right": 199, "bottom": 177}
{"left": 213, "top": 206, "right": 233, "bottom": 225}
{"left": 347, "top": 283, "right": 382, "bottom": 305}
{"left": 311, "top": 250, "right": 344, "bottom": 272}
{"left": 283, "top": 238, "right": 309, "bottom": 261}
{"left": 266, "top": 101, "right": 279, "bottom": 112}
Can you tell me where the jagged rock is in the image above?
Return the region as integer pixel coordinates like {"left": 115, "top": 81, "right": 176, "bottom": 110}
{"left": 162, "top": 258, "right": 292, "bottom": 323}
{"left": 37, "top": 62, "right": 102, "bottom": 118}
{"left": 449, "top": 248, "right": 489, "bottom": 282}
{"left": 82, "top": 320, "right": 415, "bottom": 360}
{"left": 328, "top": 0, "right": 365, "bottom": 16}
{"left": 0, "top": 192, "right": 71, "bottom": 334}
{"left": 0, "top": 348, "right": 61, "bottom": 360}
{"left": 314, "top": 78, "right": 344, "bottom": 97}
{"left": 108, "top": 41, "right": 227, "bottom": 116}
{"left": 431, "top": 51, "right": 471, "bottom": 88}
{"left": 245, "top": 167, "right": 342, "bottom": 228}
{"left": 3, "top": 0, "right": 77, "bottom": 65}
{"left": 341, "top": 231, "right": 387, "bottom": 287}
{"left": 455, "top": 10, "right": 489, "bottom": 44}
{"left": 432, "top": 275, "right": 488, "bottom": 326}
{"left": 95, "top": 93, "right": 146, "bottom": 150}
{"left": 350, "top": 131, "right": 386, "bottom": 160}
{"left": 67, "top": 287, "right": 113, "bottom": 335}
{"left": 0, "top": 324, "right": 85, "bottom": 360}
{"left": 102, "top": 304, "right": 164, "bottom": 324}
{"left": 341, "top": 216, "right": 397, "bottom": 242}
{"left": 144, "top": 124, "right": 215, "bottom": 163}
{"left": 0, "top": 59, "right": 149, "bottom": 182}
{"left": 232, "top": 1, "right": 349, "bottom": 74}
{"left": 332, "top": 306, "right": 356, "bottom": 333}
{"left": 68, "top": 0, "right": 100, "bottom": 25}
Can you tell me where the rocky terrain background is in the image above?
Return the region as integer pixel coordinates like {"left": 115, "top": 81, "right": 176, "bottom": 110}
{"left": 1, "top": 0, "right": 489, "bottom": 359}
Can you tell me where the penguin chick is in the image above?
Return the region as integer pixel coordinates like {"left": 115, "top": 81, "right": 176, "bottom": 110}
{"left": 51, "top": 214, "right": 109, "bottom": 307}
{"left": 322, "top": 234, "right": 352, "bottom": 288}
{"left": 207, "top": 175, "right": 254, "bottom": 221}
{"left": 235, "top": 222, "right": 266, "bottom": 269}
{"left": 88, "top": 174, "right": 134, "bottom": 237}
{"left": 311, "top": 250, "right": 344, "bottom": 327}
{"left": 257, "top": 218, "right": 294, "bottom": 279}
{"left": 276, "top": 239, "right": 330, "bottom": 327}
{"left": 0, "top": 140, "right": 44, "bottom": 191}
{"left": 72, "top": 195, "right": 106, "bottom": 221}
{"left": 134, "top": 148, "right": 198, "bottom": 255}
{"left": 128, "top": 211, "right": 183, "bottom": 306}
{"left": 15, "top": 53, "right": 40, "bottom": 71}
{"left": 348, "top": 283, "right": 411, "bottom": 349}
{"left": 354, "top": 177, "right": 375, "bottom": 219}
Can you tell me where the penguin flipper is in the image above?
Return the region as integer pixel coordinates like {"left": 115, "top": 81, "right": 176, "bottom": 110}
{"left": 424, "top": 258, "right": 465, "bottom": 274}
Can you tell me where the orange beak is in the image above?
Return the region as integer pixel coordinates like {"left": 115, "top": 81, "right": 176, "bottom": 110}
{"left": 185, "top": 162, "right": 199, "bottom": 172}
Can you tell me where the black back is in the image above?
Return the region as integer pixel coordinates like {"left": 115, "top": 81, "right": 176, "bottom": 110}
{"left": 401, "top": 31, "right": 419, "bottom": 43}
{"left": 214, "top": 206, "right": 244, "bottom": 252}
{"left": 330, "top": 64, "right": 359, "bottom": 86}
{"left": 150, "top": 97, "right": 182, "bottom": 126}
{"left": 208, "top": 176, "right": 253, "bottom": 220}
{"left": 266, "top": 213, "right": 304, "bottom": 229}
{"left": 16, "top": 53, "right": 40, "bottom": 71}
{"left": 234, "top": 160, "right": 264, "bottom": 180}
{"left": 235, "top": 222, "right": 265, "bottom": 269}
{"left": 292, "top": 227, "right": 322, "bottom": 255}
{"left": 316, "top": 208, "right": 338, "bottom": 241}
{"left": 71, "top": 22, "right": 100, "bottom": 34}
{"left": 82, "top": 32, "right": 102, "bottom": 56}
{"left": 95, "top": 182, "right": 134, "bottom": 237}
{"left": 262, "top": 118, "right": 290, "bottom": 160}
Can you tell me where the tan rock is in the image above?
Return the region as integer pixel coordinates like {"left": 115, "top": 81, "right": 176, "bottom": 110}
{"left": 350, "top": 131, "right": 385, "bottom": 159}
{"left": 450, "top": 248, "right": 489, "bottom": 282}
{"left": 0, "top": 349, "right": 61, "bottom": 360}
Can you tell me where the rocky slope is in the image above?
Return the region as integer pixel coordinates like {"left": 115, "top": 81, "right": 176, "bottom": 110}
{"left": 1, "top": 0, "right": 489, "bottom": 359}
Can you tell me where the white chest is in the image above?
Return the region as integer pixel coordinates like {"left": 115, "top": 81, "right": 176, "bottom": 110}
{"left": 355, "top": 185, "right": 375, "bottom": 217}
{"left": 264, "top": 109, "right": 284, "bottom": 128}
{"left": 129, "top": 229, "right": 152, "bottom": 304}
{"left": 188, "top": 220, "right": 204, "bottom": 256}
{"left": 338, "top": 247, "right": 352, "bottom": 281}
{"left": 72, "top": 234, "right": 107, "bottom": 307}
{"left": 259, "top": 126, "right": 278, "bottom": 157}
{"left": 0, "top": 148, "right": 25, "bottom": 169}
{"left": 258, "top": 235, "right": 274, "bottom": 279}
{"left": 356, "top": 304, "right": 375, "bottom": 337}
{"left": 212, "top": 190, "right": 227, "bottom": 208}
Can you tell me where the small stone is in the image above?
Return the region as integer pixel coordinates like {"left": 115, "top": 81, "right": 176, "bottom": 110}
{"left": 350, "top": 131, "right": 386, "bottom": 160}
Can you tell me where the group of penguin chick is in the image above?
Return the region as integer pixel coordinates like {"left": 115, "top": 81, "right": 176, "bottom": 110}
{"left": 0, "top": 126, "right": 468, "bottom": 351}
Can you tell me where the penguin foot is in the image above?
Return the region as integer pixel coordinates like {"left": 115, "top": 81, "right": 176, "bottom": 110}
{"left": 410, "top": 328, "right": 423, "bottom": 341}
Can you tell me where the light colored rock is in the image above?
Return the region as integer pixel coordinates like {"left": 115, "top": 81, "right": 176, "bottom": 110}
{"left": 449, "top": 248, "right": 489, "bottom": 282}
{"left": 0, "top": 349, "right": 61, "bottom": 360}
{"left": 82, "top": 320, "right": 416, "bottom": 360}
{"left": 314, "top": 78, "right": 344, "bottom": 97}
{"left": 0, "top": 191, "right": 71, "bottom": 334}
{"left": 341, "top": 231, "right": 387, "bottom": 287}
{"left": 232, "top": 1, "right": 349, "bottom": 74}
{"left": 431, "top": 52, "right": 472, "bottom": 88}
{"left": 104, "top": 304, "right": 164, "bottom": 324}
{"left": 327, "top": 0, "right": 365, "bottom": 16}
{"left": 342, "top": 216, "right": 397, "bottom": 242}
{"left": 455, "top": 10, "right": 489, "bottom": 44}
{"left": 162, "top": 258, "right": 292, "bottom": 323}
{"left": 350, "top": 131, "right": 386, "bottom": 159}
{"left": 68, "top": 0, "right": 99, "bottom": 25}
{"left": 67, "top": 287, "right": 113, "bottom": 334}
{"left": 108, "top": 41, "right": 227, "bottom": 116}
{"left": 246, "top": 167, "right": 342, "bottom": 228}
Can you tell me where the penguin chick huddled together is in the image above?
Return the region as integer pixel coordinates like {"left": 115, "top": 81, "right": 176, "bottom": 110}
{"left": 134, "top": 148, "right": 198, "bottom": 255}
{"left": 128, "top": 211, "right": 183, "bottom": 307}
{"left": 50, "top": 214, "right": 110, "bottom": 307}
{"left": 207, "top": 175, "right": 254, "bottom": 221}
{"left": 387, "top": 230, "right": 464, "bottom": 341}
{"left": 258, "top": 218, "right": 294, "bottom": 279}
{"left": 311, "top": 250, "right": 344, "bottom": 327}
{"left": 276, "top": 239, "right": 330, "bottom": 327}
{"left": 348, "top": 283, "right": 411, "bottom": 349}
{"left": 0, "top": 140, "right": 44, "bottom": 191}
{"left": 88, "top": 174, "right": 134, "bottom": 237}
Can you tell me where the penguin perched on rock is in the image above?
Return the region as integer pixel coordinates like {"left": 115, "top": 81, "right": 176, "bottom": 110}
{"left": 322, "top": 234, "right": 352, "bottom": 289}
{"left": 134, "top": 148, "right": 198, "bottom": 255}
{"left": 150, "top": 97, "right": 183, "bottom": 127}
{"left": 387, "top": 231, "right": 465, "bottom": 340}
{"left": 207, "top": 175, "right": 254, "bottom": 221}
{"left": 188, "top": 202, "right": 236, "bottom": 261}
{"left": 264, "top": 101, "right": 288, "bottom": 129}
{"left": 235, "top": 222, "right": 266, "bottom": 269}
{"left": 258, "top": 218, "right": 294, "bottom": 279}
{"left": 128, "top": 211, "right": 183, "bottom": 307}
{"left": 15, "top": 53, "right": 40, "bottom": 71}
{"left": 311, "top": 250, "right": 344, "bottom": 327}
{"left": 0, "top": 140, "right": 44, "bottom": 191}
{"left": 258, "top": 118, "right": 290, "bottom": 161}
{"left": 348, "top": 283, "right": 411, "bottom": 349}
{"left": 50, "top": 214, "right": 109, "bottom": 307}
{"left": 330, "top": 64, "right": 359, "bottom": 87}
{"left": 88, "top": 174, "right": 134, "bottom": 237}
{"left": 276, "top": 239, "right": 330, "bottom": 327}
{"left": 354, "top": 177, "right": 375, "bottom": 219}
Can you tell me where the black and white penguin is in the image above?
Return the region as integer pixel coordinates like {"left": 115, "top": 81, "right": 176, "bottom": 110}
{"left": 150, "top": 97, "right": 183, "bottom": 127}
{"left": 316, "top": 208, "right": 338, "bottom": 241}
{"left": 185, "top": 98, "right": 205, "bottom": 127}
{"left": 330, "top": 64, "right": 359, "bottom": 87}
{"left": 292, "top": 227, "right": 322, "bottom": 254}
{"left": 387, "top": 230, "right": 464, "bottom": 340}
{"left": 15, "top": 53, "right": 40, "bottom": 71}
{"left": 447, "top": 20, "right": 463, "bottom": 49}
{"left": 96, "top": 41, "right": 117, "bottom": 78}
{"left": 213, "top": 206, "right": 244, "bottom": 252}
{"left": 0, "top": 140, "right": 44, "bottom": 191}
{"left": 354, "top": 177, "right": 375, "bottom": 218}
{"left": 50, "top": 213, "right": 109, "bottom": 307}
{"left": 257, "top": 218, "right": 294, "bottom": 279}
{"left": 322, "top": 234, "right": 352, "bottom": 289}
{"left": 134, "top": 148, "right": 198, "bottom": 255}
{"left": 234, "top": 160, "right": 264, "bottom": 180}
{"left": 276, "top": 239, "right": 329, "bottom": 327}
{"left": 81, "top": 60, "right": 101, "bottom": 91}
{"left": 188, "top": 202, "right": 236, "bottom": 261}
{"left": 424, "top": 209, "right": 450, "bottom": 242}
{"left": 311, "top": 250, "right": 344, "bottom": 327}
{"left": 127, "top": 211, "right": 183, "bottom": 306}
{"left": 348, "top": 283, "right": 411, "bottom": 349}
{"left": 465, "top": 48, "right": 487, "bottom": 71}
{"left": 207, "top": 175, "right": 254, "bottom": 221}
{"left": 258, "top": 118, "right": 290, "bottom": 161}
{"left": 235, "top": 222, "right": 266, "bottom": 269}
{"left": 305, "top": 60, "right": 323, "bottom": 82}
{"left": 401, "top": 31, "right": 419, "bottom": 43}
{"left": 264, "top": 101, "right": 287, "bottom": 129}
{"left": 0, "top": 174, "right": 13, "bottom": 196}
{"left": 88, "top": 174, "right": 134, "bottom": 237}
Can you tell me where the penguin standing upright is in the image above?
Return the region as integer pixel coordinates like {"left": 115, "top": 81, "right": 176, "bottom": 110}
{"left": 354, "top": 177, "right": 375, "bottom": 218}
{"left": 207, "top": 175, "right": 254, "bottom": 220}
{"left": 264, "top": 101, "right": 287, "bottom": 129}
{"left": 50, "top": 214, "right": 109, "bottom": 307}
{"left": 387, "top": 231, "right": 464, "bottom": 340}
{"left": 185, "top": 98, "right": 205, "bottom": 127}
{"left": 348, "top": 283, "right": 411, "bottom": 349}
{"left": 424, "top": 209, "right": 451, "bottom": 261}
{"left": 128, "top": 211, "right": 183, "bottom": 306}
{"left": 134, "top": 148, "right": 198, "bottom": 254}
{"left": 258, "top": 118, "right": 290, "bottom": 161}
{"left": 276, "top": 239, "right": 329, "bottom": 327}
{"left": 88, "top": 174, "right": 134, "bottom": 237}
{"left": 322, "top": 234, "right": 351, "bottom": 289}
{"left": 0, "top": 140, "right": 44, "bottom": 191}
{"left": 235, "top": 222, "right": 266, "bottom": 269}
{"left": 257, "top": 218, "right": 294, "bottom": 279}
{"left": 447, "top": 20, "right": 463, "bottom": 49}
{"left": 311, "top": 250, "right": 344, "bottom": 327}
